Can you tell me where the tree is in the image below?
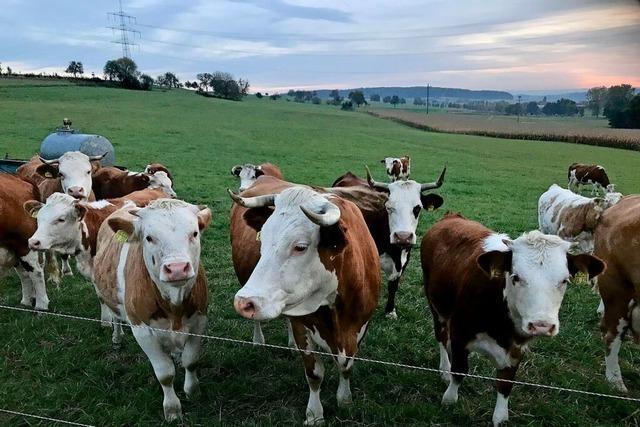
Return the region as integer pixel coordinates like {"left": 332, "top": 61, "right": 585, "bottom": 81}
{"left": 505, "top": 103, "right": 521, "bottom": 115}
{"left": 348, "top": 90, "right": 367, "bottom": 107}
{"left": 604, "top": 84, "right": 635, "bottom": 119}
{"left": 139, "top": 74, "right": 154, "bottom": 91}
{"left": 413, "top": 97, "right": 425, "bottom": 106}
{"left": 525, "top": 101, "right": 540, "bottom": 115}
{"left": 586, "top": 86, "right": 607, "bottom": 117}
{"left": 341, "top": 100, "right": 354, "bottom": 111}
{"left": 605, "top": 92, "right": 640, "bottom": 129}
{"left": 382, "top": 96, "right": 391, "bottom": 103}
{"left": 269, "top": 94, "right": 281, "bottom": 100}
{"left": 390, "top": 95, "right": 400, "bottom": 107}
{"left": 5, "top": 66, "right": 11, "bottom": 76}
{"left": 103, "top": 58, "right": 140, "bottom": 89}
{"left": 370, "top": 94, "right": 380, "bottom": 102}
{"left": 197, "top": 73, "right": 212, "bottom": 92}
{"left": 542, "top": 98, "right": 578, "bottom": 116}
{"left": 328, "top": 89, "right": 343, "bottom": 105}
{"left": 65, "top": 61, "right": 84, "bottom": 77}
{"left": 157, "top": 72, "right": 180, "bottom": 88}
{"left": 399, "top": 97, "right": 406, "bottom": 104}
{"left": 311, "top": 96, "right": 321, "bottom": 105}
{"left": 256, "top": 92, "right": 263, "bottom": 99}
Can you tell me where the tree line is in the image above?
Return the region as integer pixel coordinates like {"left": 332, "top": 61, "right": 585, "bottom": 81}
{"left": 586, "top": 84, "right": 639, "bottom": 128}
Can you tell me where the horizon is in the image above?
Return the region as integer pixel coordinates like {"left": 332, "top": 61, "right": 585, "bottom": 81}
{"left": 2, "top": 0, "right": 639, "bottom": 93}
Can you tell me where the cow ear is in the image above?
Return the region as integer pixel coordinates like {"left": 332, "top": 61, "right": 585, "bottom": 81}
{"left": 380, "top": 159, "right": 386, "bottom": 163}
{"left": 24, "top": 200, "right": 44, "bottom": 217}
{"left": 421, "top": 194, "right": 444, "bottom": 211}
{"left": 36, "top": 163, "right": 59, "bottom": 178}
{"left": 108, "top": 213, "right": 138, "bottom": 239}
{"left": 231, "top": 165, "right": 242, "bottom": 176}
{"left": 593, "top": 198, "right": 606, "bottom": 211}
{"left": 196, "top": 206, "right": 212, "bottom": 231}
{"left": 567, "top": 253, "right": 605, "bottom": 279}
{"left": 477, "top": 250, "right": 512, "bottom": 280}
{"left": 89, "top": 161, "right": 102, "bottom": 173}
{"left": 243, "top": 206, "right": 274, "bottom": 232}
{"left": 254, "top": 168, "right": 265, "bottom": 178}
{"left": 75, "top": 203, "right": 87, "bottom": 220}
{"left": 319, "top": 222, "right": 347, "bottom": 254}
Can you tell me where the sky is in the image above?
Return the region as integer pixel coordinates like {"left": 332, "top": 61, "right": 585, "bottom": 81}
{"left": 1, "top": 0, "right": 639, "bottom": 93}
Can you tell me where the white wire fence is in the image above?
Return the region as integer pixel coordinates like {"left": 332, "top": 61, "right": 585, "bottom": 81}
{"left": 0, "top": 303, "right": 638, "bottom": 426}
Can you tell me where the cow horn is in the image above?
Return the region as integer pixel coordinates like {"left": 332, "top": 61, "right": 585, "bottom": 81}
{"left": 420, "top": 165, "right": 447, "bottom": 192}
{"left": 88, "top": 152, "right": 108, "bottom": 161}
{"left": 301, "top": 202, "right": 341, "bottom": 227}
{"left": 39, "top": 156, "right": 59, "bottom": 165}
{"left": 231, "top": 165, "right": 242, "bottom": 176}
{"left": 365, "top": 165, "right": 389, "bottom": 190}
{"left": 227, "top": 189, "right": 275, "bottom": 208}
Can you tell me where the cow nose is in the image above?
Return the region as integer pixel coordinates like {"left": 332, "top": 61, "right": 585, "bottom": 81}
{"left": 161, "top": 262, "right": 193, "bottom": 282}
{"left": 29, "top": 238, "right": 42, "bottom": 250}
{"left": 234, "top": 297, "right": 257, "bottom": 319}
{"left": 67, "top": 187, "right": 85, "bottom": 199}
{"left": 528, "top": 321, "right": 556, "bottom": 336}
{"left": 392, "top": 231, "right": 414, "bottom": 248}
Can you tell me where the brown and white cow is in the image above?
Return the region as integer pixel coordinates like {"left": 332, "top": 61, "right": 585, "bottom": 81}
{"left": 144, "top": 163, "right": 173, "bottom": 185}
{"left": 36, "top": 151, "right": 106, "bottom": 201}
{"left": 16, "top": 155, "right": 46, "bottom": 187}
{"left": 231, "top": 162, "right": 283, "bottom": 191}
{"left": 92, "top": 199, "right": 211, "bottom": 421}
{"left": 381, "top": 156, "right": 410, "bottom": 182}
{"left": 92, "top": 167, "right": 175, "bottom": 200}
{"left": 331, "top": 168, "right": 445, "bottom": 318}
{"left": 0, "top": 173, "right": 48, "bottom": 310}
{"left": 229, "top": 185, "right": 380, "bottom": 425}
{"left": 421, "top": 213, "right": 604, "bottom": 426}
{"left": 594, "top": 195, "right": 640, "bottom": 393}
{"left": 568, "top": 163, "right": 612, "bottom": 195}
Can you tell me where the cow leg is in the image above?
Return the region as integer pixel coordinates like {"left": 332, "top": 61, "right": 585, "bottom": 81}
{"left": 111, "top": 320, "right": 123, "bottom": 347}
{"left": 291, "top": 320, "right": 325, "bottom": 425}
{"left": 16, "top": 252, "right": 48, "bottom": 310}
{"left": 430, "top": 304, "right": 451, "bottom": 382}
{"left": 442, "top": 340, "right": 468, "bottom": 405}
{"left": 45, "top": 251, "right": 62, "bottom": 287}
{"left": 493, "top": 365, "right": 519, "bottom": 426}
{"left": 603, "top": 317, "right": 629, "bottom": 392}
{"left": 61, "top": 254, "right": 73, "bottom": 276}
{"left": 333, "top": 336, "right": 358, "bottom": 408}
{"left": 182, "top": 315, "right": 207, "bottom": 398}
{"left": 597, "top": 298, "right": 605, "bottom": 317}
{"left": 253, "top": 321, "right": 265, "bottom": 344}
{"left": 286, "top": 317, "right": 296, "bottom": 347}
{"left": 381, "top": 250, "right": 410, "bottom": 319}
{"left": 384, "top": 277, "right": 400, "bottom": 319}
{"left": 132, "top": 328, "right": 181, "bottom": 421}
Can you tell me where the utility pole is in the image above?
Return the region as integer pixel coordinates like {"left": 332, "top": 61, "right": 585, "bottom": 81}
{"left": 517, "top": 95, "right": 522, "bottom": 123}
{"left": 108, "top": 0, "right": 140, "bottom": 59}
{"left": 426, "top": 84, "right": 430, "bottom": 115}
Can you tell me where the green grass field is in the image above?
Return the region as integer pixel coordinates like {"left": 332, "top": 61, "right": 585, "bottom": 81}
{"left": 1, "top": 82, "right": 639, "bottom": 426}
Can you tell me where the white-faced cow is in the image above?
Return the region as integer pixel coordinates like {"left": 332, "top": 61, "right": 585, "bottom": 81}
{"left": 421, "top": 213, "right": 604, "bottom": 426}
{"left": 36, "top": 151, "right": 106, "bottom": 200}
{"left": 381, "top": 156, "right": 410, "bottom": 182}
{"left": 343, "top": 165, "right": 444, "bottom": 318}
{"left": 0, "top": 173, "right": 48, "bottom": 310}
{"left": 594, "top": 195, "right": 640, "bottom": 393}
{"left": 231, "top": 162, "right": 283, "bottom": 191}
{"left": 229, "top": 185, "right": 380, "bottom": 426}
{"left": 92, "top": 199, "right": 212, "bottom": 421}
{"left": 568, "top": 163, "right": 612, "bottom": 195}
{"left": 92, "top": 167, "right": 176, "bottom": 200}
{"left": 144, "top": 163, "right": 173, "bottom": 185}
{"left": 538, "top": 184, "right": 607, "bottom": 253}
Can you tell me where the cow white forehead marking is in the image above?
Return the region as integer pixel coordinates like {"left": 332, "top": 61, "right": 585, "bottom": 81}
{"left": 87, "top": 200, "right": 113, "bottom": 209}
{"left": 482, "top": 233, "right": 510, "bottom": 252}
{"left": 512, "top": 230, "right": 571, "bottom": 264}
{"left": 43, "top": 192, "right": 77, "bottom": 208}
{"left": 148, "top": 171, "right": 173, "bottom": 189}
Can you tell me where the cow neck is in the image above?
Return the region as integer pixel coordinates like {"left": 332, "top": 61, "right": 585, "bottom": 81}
{"left": 81, "top": 203, "right": 121, "bottom": 257}
{"left": 124, "top": 243, "right": 207, "bottom": 330}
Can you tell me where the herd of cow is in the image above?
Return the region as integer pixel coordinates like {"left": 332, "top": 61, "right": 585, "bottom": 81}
{"left": 0, "top": 153, "right": 637, "bottom": 425}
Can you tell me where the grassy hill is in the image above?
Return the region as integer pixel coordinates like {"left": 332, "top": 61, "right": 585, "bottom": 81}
{"left": 1, "top": 81, "right": 639, "bottom": 426}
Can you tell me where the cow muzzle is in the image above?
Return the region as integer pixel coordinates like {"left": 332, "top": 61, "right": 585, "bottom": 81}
{"left": 233, "top": 294, "right": 285, "bottom": 321}
{"left": 527, "top": 321, "right": 557, "bottom": 337}
{"left": 28, "top": 237, "right": 45, "bottom": 251}
{"left": 160, "top": 261, "right": 195, "bottom": 282}
{"left": 67, "top": 186, "right": 86, "bottom": 199}
{"left": 391, "top": 231, "right": 415, "bottom": 248}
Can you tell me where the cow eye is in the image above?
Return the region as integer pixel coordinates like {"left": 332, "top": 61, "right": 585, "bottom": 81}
{"left": 293, "top": 243, "right": 308, "bottom": 253}
{"left": 146, "top": 235, "right": 155, "bottom": 243}
{"left": 59, "top": 173, "right": 65, "bottom": 179}
{"left": 192, "top": 231, "right": 198, "bottom": 239}
{"left": 511, "top": 274, "right": 520, "bottom": 284}
{"left": 57, "top": 217, "right": 65, "bottom": 223}
{"left": 386, "top": 206, "right": 395, "bottom": 213}
{"left": 86, "top": 170, "right": 91, "bottom": 175}
{"left": 413, "top": 205, "right": 421, "bottom": 218}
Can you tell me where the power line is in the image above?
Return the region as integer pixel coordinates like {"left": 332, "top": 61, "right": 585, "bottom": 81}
{"left": 107, "top": 0, "right": 140, "bottom": 58}
{"left": 0, "top": 408, "right": 94, "bottom": 426}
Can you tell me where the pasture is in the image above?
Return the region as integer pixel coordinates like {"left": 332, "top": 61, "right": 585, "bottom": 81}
{"left": 1, "top": 81, "right": 639, "bottom": 426}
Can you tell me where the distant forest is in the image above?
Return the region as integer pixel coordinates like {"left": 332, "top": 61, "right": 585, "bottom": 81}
{"left": 314, "top": 86, "right": 513, "bottom": 101}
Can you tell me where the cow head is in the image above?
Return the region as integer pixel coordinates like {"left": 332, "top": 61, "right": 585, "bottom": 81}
{"left": 144, "top": 163, "right": 173, "bottom": 185}
{"left": 25, "top": 193, "right": 87, "bottom": 254}
{"left": 37, "top": 151, "right": 106, "bottom": 200}
{"left": 477, "top": 231, "right": 605, "bottom": 338}
{"left": 108, "top": 199, "right": 211, "bottom": 285}
{"left": 147, "top": 171, "right": 177, "bottom": 198}
{"left": 231, "top": 163, "right": 265, "bottom": 191}
{"left": 229, "top": 186, "right": 343, "bottom": 320}
{"left": 366, "top": 165, "right": 445, "bottom": 248}
{"left": 381, "top": 157, "right": 410, "bottom": 182}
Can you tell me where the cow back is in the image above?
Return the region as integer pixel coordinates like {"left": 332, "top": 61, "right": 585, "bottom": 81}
{"left": 0, "top": 173, "right": 40, "bottom": 256}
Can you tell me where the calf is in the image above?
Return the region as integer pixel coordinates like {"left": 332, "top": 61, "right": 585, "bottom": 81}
{"left": 381, "top": 156, "right": 410, "bottom": 181}
{"left": 144, "top": 163, "right": 173, "bottom": 185}
{"left": 0, "top": 173, "right": 48, "bottom": 310}
{"left": 36, "top": 151, "right": 106, "bottom": 200}
{"left": 421, "top": 213, "right": 604, "bottom": 426}
{"left": 538, "top": 184, "right": 606, "bottom": 253}
{"left": 93, "top": 199, "right": 212, "bottom": 421}
{"left": 229, "top": 186, "right": 380, "bottom": 425}
{"left": 568, "top": 163, "right": 611, "bottom": 195}
{"left": 231, "top": 162, "right": 283, "bottom": 191}
{"left": 93, "top": 168, "right": 175, "bottom": 200}
{"left": 594, "top": 195, "right": 640, "bottom": 393}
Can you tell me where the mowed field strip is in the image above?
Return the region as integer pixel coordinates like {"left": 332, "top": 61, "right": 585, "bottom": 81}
{"left": 1, "top": 82, "right": 639, "bottom": 426}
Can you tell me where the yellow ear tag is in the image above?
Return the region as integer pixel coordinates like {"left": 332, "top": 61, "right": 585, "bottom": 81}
{"left": 427, "top": 206, "right": 434, "bottom": 212}
{"left": 31, "top": 210, "right": 39, "bottom": 218}
{"left": 256, "top": 231, "right": 262, "bottom": 242}
{"left": 44, "top": 172, "right": 53, "bottom": 178}
{"left": 114, "top": 230, "right": 129, "bottom": 243}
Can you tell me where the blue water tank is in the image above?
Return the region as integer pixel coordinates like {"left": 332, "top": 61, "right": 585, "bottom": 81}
{"left": 40, "top": 120, "right": 115, "bottom": 166}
